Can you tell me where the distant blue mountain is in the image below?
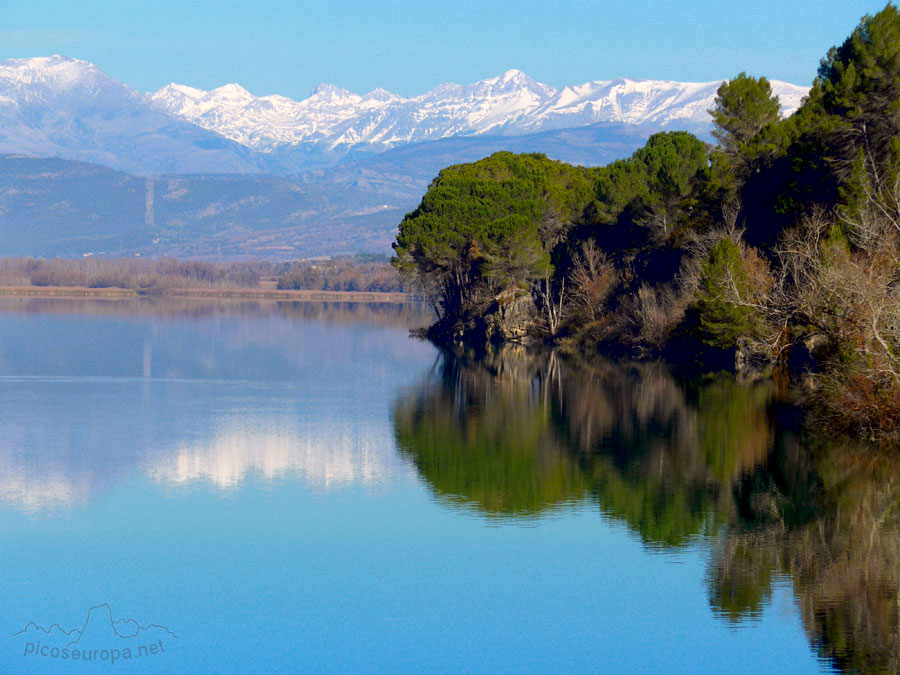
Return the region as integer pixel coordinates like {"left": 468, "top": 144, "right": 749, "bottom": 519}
{"left": 1, "top": 56, "right": 771, "bottom": 258}
{"left": 0, "top": 122, "right": 657, "bottom": 259}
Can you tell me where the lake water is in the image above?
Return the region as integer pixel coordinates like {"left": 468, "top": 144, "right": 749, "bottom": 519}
{"left": 0, "top": 298, "right": 896, "bottom": 673}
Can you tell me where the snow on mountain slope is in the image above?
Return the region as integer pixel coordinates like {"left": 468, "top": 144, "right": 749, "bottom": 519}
{"left": 0, "top": 55, "right": 262, "bottom": 174}
{"left": 151, "top": 69, "right": 809, "bottom": 152}
{"left": 0, "top": 56, "right": 809, "bottom": 176}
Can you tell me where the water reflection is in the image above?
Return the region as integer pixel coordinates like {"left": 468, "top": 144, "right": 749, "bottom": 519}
{"left": 150, "top": 416, "right": 411, "bottom": 489}
{"left": 0, "top": 296, "right": 434, "bottom": 329}
{"left": 0, "top": 387, "right": 414, "bottom": 511}
{"left": 0, "top": 465, "right": 91, "bottom": 509}
{"left": 393, "top": 347, "right": 770, "bottom": 541}
{"left": 0, "top": 300, "right": 433, "bottom": 511}
{"left": 393, "top": 346, "right": 900, "bottom": 672}
{"left": 711, "top": 440, "right": 900, "bottom": 673}
{"left": 393, "top": 348, "right": 589, "bottom": 517}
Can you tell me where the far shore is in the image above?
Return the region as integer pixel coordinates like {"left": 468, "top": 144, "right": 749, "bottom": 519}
{"left": 0, "top": 285, "right": 415, "bottom": 303}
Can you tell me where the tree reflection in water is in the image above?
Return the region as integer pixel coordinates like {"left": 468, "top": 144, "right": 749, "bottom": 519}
{"left": 712, "top": 440, "right": 900, "bottom": 673}
{"left": 392, "top": 346, "right": 900, "bottom": 672}
{"left": 392, "top": 347, "right": 589, "bottom": 517}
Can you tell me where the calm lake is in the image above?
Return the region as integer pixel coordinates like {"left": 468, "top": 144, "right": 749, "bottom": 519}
{"left": 0, "top": 298, "right": 895, "bottom": 673}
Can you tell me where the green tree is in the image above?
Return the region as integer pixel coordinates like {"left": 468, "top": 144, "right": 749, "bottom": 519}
{"left": 798, "top": 3, "right": 900, "bottom": 203}
{"left": 815, "top": 4, "right": 900, "bottom": 136}
{"left": 709, "top": 73, "right": 782, "bottom": 165}
{"left": 694, "top": 239, "right": 758, "bottom": 349}
{"left": 393, "top": 152, "right": 592, "bottom": 321}
{"left": 633, "top": 131, "right": 710, "bottom": 236}
{"left": 392, "top": 353, "right": 589, "bottom": 517}
{"left": 589, "top": 131, "right": 710, "bottom": 241}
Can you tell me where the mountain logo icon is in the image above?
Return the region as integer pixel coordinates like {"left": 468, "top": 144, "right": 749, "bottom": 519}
{"left": 12, "top": 603, "right": 177, "bottom": 665}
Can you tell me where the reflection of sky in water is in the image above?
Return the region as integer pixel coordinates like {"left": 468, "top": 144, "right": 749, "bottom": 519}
{"left": 0, "top": 303, "right": 434, "bottom": 510}
{"left": 0, "top": 301, "right": 833, "bottom": 673}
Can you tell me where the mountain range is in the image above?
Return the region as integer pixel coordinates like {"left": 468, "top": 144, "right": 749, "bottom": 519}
{"left": 151, "top": 68, "right": 805, "bottom": 157}
{"left": 0, "top": 56, "right": 809, "bottom": 258}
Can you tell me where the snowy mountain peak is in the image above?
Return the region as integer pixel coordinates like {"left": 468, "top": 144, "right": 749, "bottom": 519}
{"left": 210, "top": 82, "right": 253, "bottom": 100}
{"left": 0, "top": 56, "right": 810, "bottom": 171}
{"left": 0, "top": 55, "right": 114, "bottom": 92}
{"left": 310, "top": 83, "right": 352, "bottom": 98}
{"left": 476, "top": 69, "right": 557, "bottom": 98}
{"left": 498, "top": 69, "right": 551, "bottom": 90}
{"left": 497, "top": 69, "right": 534, "bottom": 87}
{"left": 0, "top": 55, "right": 148, "bottom": 116}
{"left": 362, "top": 87, "right": 399, "bottom": 102}
{"left": 149, "top": 69, "right": 808, "bottom": 153}
{"left": 0, "top": 56, "right": 264, "bottom": 175}
{"left": 3, "top": 54, "right": 94, "bottom": 72}
{"left": 166, "top": 83, "right": 206, "bottom": 99}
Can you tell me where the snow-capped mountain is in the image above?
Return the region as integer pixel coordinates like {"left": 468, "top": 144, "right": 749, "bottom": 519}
{"left": 0, "top": 56, "right": 809, "bottom": 175}
{"left": 151, "top": 69, "right": 808, "bottom": 153}
{"left": 0, "top": 55, "right": 261, "bottom": 174}
{"left": 0, "top": 56, "right": 810, "bottom": 259}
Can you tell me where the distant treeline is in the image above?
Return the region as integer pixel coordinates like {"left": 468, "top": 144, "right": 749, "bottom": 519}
{"left": 0, "top": 254, "right": 407, "bottom": 294}
{"left": 276, "top": 255, "right": 407, "bottom": 292}
{"left": 393, "top": 4, "right": 900, "bottom": 440}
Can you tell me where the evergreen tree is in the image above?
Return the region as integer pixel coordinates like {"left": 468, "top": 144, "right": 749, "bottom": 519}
{"left": 589, "top": 131, "right": 710, "bottom": 243}
{"left": 805, "top": 4, "right": 900, "bottom": 190}
{"left": 632, "top": 131, "right": 710, "bottom": 236}
{"left": 392, "top": 152, "right": 592, "bottom": 320}
{"left": 709, "top": 72, "right": 782, "bottom": 167}
{"left": 694, "top": 239, "right": 757, "bottom": 349}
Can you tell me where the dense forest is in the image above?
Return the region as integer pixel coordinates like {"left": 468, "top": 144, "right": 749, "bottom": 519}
{"left": 393, "top": 4, "right": 900, "bottom": 440}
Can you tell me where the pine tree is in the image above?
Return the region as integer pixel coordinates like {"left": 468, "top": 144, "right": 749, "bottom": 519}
{"left": 709, "top": 73, "right": 781, "bottom": 174}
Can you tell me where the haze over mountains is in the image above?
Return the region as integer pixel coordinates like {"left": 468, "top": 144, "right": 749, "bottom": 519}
{"left": 0, "top": 56, "right": 809, "bottom": 259}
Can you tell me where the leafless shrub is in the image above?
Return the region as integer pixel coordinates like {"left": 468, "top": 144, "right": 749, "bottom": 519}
{"left": 28, "top": 260, "right": 88, "bottom": 287}
{"left": 615, "top": 282, "right": 684, "bottom": 353}
{"left": 569, "top": 238, "right": 617, "bottom": 322}
{"left": 0, "top": 257, "right": 410, "bottom": 294}
{"left": 535, "top": 271, "right": 566, "bottom": 337}
{"left": 765, "top": 179, "right": 900, "bottom": 437}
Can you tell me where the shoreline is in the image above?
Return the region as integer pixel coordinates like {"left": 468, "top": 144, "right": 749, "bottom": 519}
{"left": 0, "top": 286, "right": 415, "bottom": 303}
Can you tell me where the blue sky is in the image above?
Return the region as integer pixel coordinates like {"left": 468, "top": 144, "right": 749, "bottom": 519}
{"left": 1, "top": 0, "right": 888, "bottom": 98}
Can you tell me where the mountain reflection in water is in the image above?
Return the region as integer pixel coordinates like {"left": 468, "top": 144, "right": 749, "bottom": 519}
{"left": 0, "top": 299, "right": 432, "bottom": 510}
{"left": 150, "top": 416, "right": 413, "bottom": 489}
{"left": 392, "top": 346, "right": 900, "bottom": 673}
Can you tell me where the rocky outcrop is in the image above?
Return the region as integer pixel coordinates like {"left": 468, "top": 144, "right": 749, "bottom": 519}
{"left": 427, "top": 288, "right": 542, "bottom": 350}
{"left": 485, "top": 290, "right": 540, "bottom": 344}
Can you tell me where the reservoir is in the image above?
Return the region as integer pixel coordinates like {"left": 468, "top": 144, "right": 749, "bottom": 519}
{"left": 0, "top": 298, "right": 892, "bottom": 673}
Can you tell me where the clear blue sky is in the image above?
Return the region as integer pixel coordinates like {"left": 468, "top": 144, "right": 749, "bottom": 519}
{"left": 1, "top": 0, "right": 888, "bottom": 98}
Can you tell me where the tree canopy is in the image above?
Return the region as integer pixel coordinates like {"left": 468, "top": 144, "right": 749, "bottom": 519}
{"left": 393, "top": 151, "right": 593, "bottom": 319}
{"left": 710, "top": 74, "right": 781, "bottom": 152}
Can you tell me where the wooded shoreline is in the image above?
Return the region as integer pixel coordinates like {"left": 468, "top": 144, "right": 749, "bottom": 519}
{"left": 392, "top": 5, "right": 900, "bottom": 441}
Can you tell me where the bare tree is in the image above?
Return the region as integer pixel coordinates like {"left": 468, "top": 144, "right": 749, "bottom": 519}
{"left": 569, "top": 238, "right": 616, "bottom": 322}
{"left": 535, "top": 270, "right": 566, "bottom": 337}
